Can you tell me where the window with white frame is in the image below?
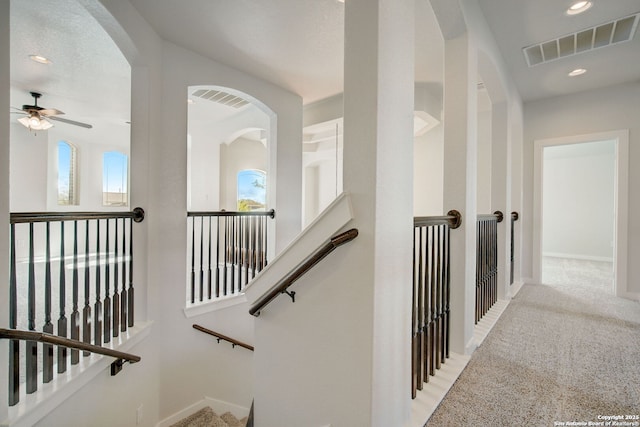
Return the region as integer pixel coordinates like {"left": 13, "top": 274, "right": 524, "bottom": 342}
{"left": 237, "top": 169, "right": 266, "bottom": 211}
{"left": 103, "top": 151, "right": 129, "bottom": 206}
{"left": 57, "top": 140, "right": 78, "bottom": 205}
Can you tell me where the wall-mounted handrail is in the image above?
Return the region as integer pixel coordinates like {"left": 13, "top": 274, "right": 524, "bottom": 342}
{"left": 414, "top": 210, "right": 462, "bottom": 229}
{"left": 0, "top": 328, "right": 141, "bottom": 363}
{"left": 193, "top": 324, "right": 254, "bottom": 351}
{"left": 249, "top": 228, "right": 359, "bottom": 317}
{"left": 10, "top": 207, "right": 146, "bottom": 224}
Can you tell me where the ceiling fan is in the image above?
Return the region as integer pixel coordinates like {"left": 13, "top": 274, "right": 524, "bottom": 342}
{"left": 11, "top": 91, "right": 93, "bottom": 131}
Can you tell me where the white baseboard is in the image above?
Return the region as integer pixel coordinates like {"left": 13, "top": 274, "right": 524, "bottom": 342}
{"left": 542, "top": 252, "right": 613, "bottom": 263}
{"left": 509, "top": 280, "right": 525, "bottom": 297}
{"left": 156, "top": 396, "right": 250, "bottom": 427}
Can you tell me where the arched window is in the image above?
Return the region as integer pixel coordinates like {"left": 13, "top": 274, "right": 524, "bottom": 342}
{"left": 103, "top": 151, "right": 128, "bottom": 206}
{"left": 237, "top": 169, "right": 266, "bottom": 211}
{"left": 57, "top": 141, "right": 78, "bottom": 205}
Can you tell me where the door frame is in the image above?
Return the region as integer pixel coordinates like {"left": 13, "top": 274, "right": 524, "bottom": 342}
{"left": 533, "top": 129, "right": 629, "bottom": 296}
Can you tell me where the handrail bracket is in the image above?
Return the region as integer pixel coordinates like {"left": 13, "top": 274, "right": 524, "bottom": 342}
{"left": 282, "top": 290, "right": 296, "bottom": 303}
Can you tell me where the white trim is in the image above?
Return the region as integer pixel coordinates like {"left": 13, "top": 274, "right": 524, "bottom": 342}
{"left": 184, "top": 293, "right": 247, "bottom": 318}
{"left": 156, "top": 396, "right": 250, "bottom": 427}
{"left": 533, "top": 130, "right": 629, "bottom": 296}
{"left": 3, "top": 321, "right": 153, "bottom": 427}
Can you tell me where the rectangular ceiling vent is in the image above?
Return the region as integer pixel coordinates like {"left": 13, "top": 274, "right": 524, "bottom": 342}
{"left": 191, "top": 89, "right": 250, "bottom": 108}
{"left": 523, "top": 12, "right": 640, "bottom": 67}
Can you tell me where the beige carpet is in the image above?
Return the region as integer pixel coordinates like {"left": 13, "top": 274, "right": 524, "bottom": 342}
{"left": 169, "top": 407, "right": 247, "bottom": 427}
{"left": 426, "top": 275, "right": 640, "bottom": 426}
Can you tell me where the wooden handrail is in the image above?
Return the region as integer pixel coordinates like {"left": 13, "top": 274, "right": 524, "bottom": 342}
{"left": 477, "top": 211, "right": 504, "bottom": 223}
{"left": 249, "top": 228, "right": 359, "bottom": 317}
{"left": 187, "top": 209, "right": 275, "bottom": 218}
{"left": 414, "top": 210, "right": 462, "bottom": 229}
{"left": 10, "top": 207, "right": 145, "bottom": 224}
{"left": 0, "top": 328, "right": 140, "bottom": 364}
{"left": 193, "top": 324, "right": 254, "bottom": 351}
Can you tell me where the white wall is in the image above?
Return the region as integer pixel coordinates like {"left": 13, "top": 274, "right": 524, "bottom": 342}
{"left": 542, "top": 141, "right": 615, "bottom": 260}
{"left": 413, "top": 125, "right": 444, "bottom": 216}
{"left": 523, "top": 81, "right": 640, "bottom": 293}
{"left": 476, "top": 108, "right": 492, "bottom": 213}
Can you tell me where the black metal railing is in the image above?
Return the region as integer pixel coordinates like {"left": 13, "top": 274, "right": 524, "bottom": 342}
{"left": 186, "top": 210, "right": 275, "bottom": 304}
{"left": 412, "top": 210, "right": 461, "bottom": 399}
{"left": 475, "top": 211, "right": 502, "bottom": 323}
{"left": 8, "top": 208, "right": 144, "bottom": 406}
{"left": 249, "top": 228, "right": 358, "bottom": 317}
{"left": 510, "top": 212, "right": 519, "bottom": 285}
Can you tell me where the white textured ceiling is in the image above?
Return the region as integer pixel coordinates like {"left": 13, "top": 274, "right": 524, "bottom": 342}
{"left": 9, "top": 0, "right": 640, "bottom": 129}
{"left": 10, "top": 0, "right": 131, "bottom": 127}
{"left": 477, "top": 0, "right": 640, "bottom": 102}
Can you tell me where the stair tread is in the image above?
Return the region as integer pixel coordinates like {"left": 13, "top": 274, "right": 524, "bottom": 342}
{"left": 170, "top": 407, "right": 234, "bottom": 427}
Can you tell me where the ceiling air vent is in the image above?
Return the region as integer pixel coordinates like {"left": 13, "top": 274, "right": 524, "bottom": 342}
{"left": 191, "top": 89, "right": 250, "bottom": 108}
{"left": 523, "top": 13, "right": 640, "bottom": 67}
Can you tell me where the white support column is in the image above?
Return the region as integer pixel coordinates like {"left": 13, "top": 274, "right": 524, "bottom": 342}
{"left": 442, "top": 33, "right": 479, "bottom": 355}
{"left": 343, "top": 0, "right": 415, "bottom": 425}
{"left": 491, "top": 102, "right": 512, "bottom": 299}
{"left": 0, "top": 0, "right": 10, "bottom": 421}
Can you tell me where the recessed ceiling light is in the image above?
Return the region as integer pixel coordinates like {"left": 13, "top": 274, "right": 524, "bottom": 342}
{"left": 568, "top": 68, "right": 587, "bottom": 76}
{"left": 29, "top": 54, "right": 51, "bottom": 64}
{"left": 566, "top": 1, "right": 593, "bottom": 15}
{"left": 187, "top": 99, "right": 194, "bottom": 104}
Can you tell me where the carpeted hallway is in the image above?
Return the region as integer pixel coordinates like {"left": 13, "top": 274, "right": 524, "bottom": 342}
{"left": 426, "top": 260, "right": 640, "bottom": 427}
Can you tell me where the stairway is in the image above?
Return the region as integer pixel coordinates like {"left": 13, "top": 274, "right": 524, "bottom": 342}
{"left": 170, "top": 407, "right": 248, "bottom": 427}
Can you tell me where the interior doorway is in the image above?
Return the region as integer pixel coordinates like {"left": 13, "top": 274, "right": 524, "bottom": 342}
{"left": 533, "top": 130, "right": 629, "bottom": 296}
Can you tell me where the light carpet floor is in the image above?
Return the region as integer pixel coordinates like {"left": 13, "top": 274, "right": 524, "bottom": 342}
{"left": 426, "top": 267, "right": 640, "bottom": 426}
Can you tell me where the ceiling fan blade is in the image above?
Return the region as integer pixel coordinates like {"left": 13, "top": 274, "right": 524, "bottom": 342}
{"left": 39, "top": 108, "right": 64, "bottom": 116}
{"left": 48, "top": 115, "right": 93, "bottom": 129}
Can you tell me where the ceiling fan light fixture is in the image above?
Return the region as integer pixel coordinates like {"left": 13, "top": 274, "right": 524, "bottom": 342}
{"left": 18, "top": 113, "right": 53, "bottom": 131}
{"left": 566, "top": 1, "right": 593, "bottom": 15}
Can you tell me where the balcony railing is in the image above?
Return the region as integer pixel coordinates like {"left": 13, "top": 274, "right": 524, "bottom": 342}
{"left": 8, "top": 208, "right": 144, "bottom": 406}
{"left": 476, "top": 211, "right": 503, "bottom": 323}
{"left": 412, "top": 210, "right": 461, "bottom": 399}
{"left": 186, "top": 210, "right": 275, "bottom": 304}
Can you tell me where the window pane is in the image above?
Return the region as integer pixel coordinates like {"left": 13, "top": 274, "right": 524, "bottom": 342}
{"left": 57, "top": 141, "right": 77, "bottom": 205}
{"left": 103, "top": 151, "right": 128, "bottom": 206}
{"left": 237, "top": 169, "right": 266, "bottom": 211}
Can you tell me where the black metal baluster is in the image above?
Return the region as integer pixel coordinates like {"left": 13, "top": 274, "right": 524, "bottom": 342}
{"left": 26, "top": 223, "right": 38, "bottom": 393}
{"left": 83, "top": 220, "right": 92, "bottom": 357}
{"left": 262, "top": 215, "right": 268, "bottom": 268}
{"left": 250, "top": 217, "right": 257, "bottom": 279}
{"left": 121, "top": 218, "right": 127, "bottom": 332}
{"left": 417, "top": 226, "right": 425, "bottom": 388}
{"left": 104, "top": 219, "right": 112, "bottom": 342}
{"left": 57, "top": 221, "right": 68, "bottom": 373}
{"left": 43, "top": 222, "right": 54, "bottom": 383}
{"left": 435, "top": 225, "right": 442, "bottom": 370}
{"left": 230, "top": 215, "right": 236, "bottom": 294}
{"left": 128, "top": 217, "right": 135, "bottom": 328}
{"left": 190, "top": 216, "right": 196, "bottom": 304}
{"left": 207, "top": 216, "right": 212, "bottom": 300}
{"left": 113, "top": 218, "right": 120, "bottom": 338}
{"left": 9, "top": 223, "right": 20, "bottom": 405}
{"left": 71, "top": 221, "right": 80, "bottom": 364}
{"left": 411, "top": 227, "right": 422, "bottom": 399}
{"left": 429, "top": 226, "right": 436, "bottom": 376}
{"left": 95, "top": 220, "right": 103, "bottom": 346}
{"left": 445, "top": 225, "right": 451, "bottom": 359}
{"left": 223, "top": 217, "right": 229, "bottom": 296}
{"left": 199, "top": 216, "right": 204, "bottom": 302}
{"left": 215, "top": 216, "right": 220, "bottom": 298}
